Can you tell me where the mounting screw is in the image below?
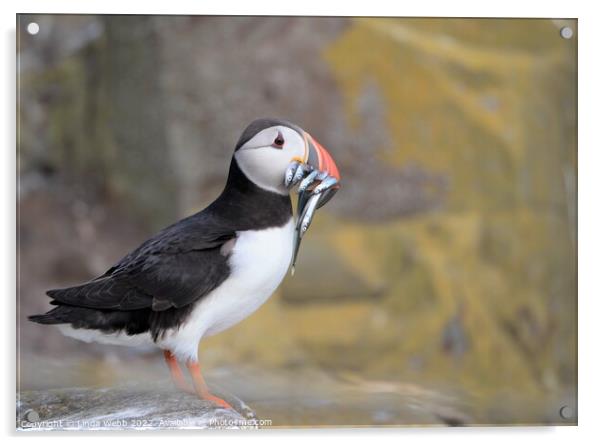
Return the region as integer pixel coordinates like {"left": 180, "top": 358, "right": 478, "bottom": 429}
{"left": 559, "top": 405, "right": 574, "bottom": 419}
{"left": 26, "top": 22, "right": 39, "bottom": 35}
{"left": 24, "top": 409, "right": 40, "bottom": 422}
{"left": 560, "top": 26, "right": 573, "bottom": 40}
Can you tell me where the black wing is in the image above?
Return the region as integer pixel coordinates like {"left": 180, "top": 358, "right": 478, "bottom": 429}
{"left": 46, "top": 212, "right": 236, "bottom": 311}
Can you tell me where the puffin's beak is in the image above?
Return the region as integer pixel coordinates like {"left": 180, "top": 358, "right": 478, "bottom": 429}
{"left": 302, "top": 132, "right": 340, "bottom": 207}
{"left": 304, "top": 132, "right": 340, "bottom": 182}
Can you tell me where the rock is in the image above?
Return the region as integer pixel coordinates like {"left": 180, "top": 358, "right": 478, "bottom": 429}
{"left": 17, "top": 386, "right": 257, "bottom": 430}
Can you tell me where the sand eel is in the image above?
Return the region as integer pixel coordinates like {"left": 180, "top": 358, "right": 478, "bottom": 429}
{"left": 29, "top": 118, "right": 340, "bottom": 409}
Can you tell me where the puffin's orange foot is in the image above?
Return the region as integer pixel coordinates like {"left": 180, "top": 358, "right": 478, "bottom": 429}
{"left": 186, "top": 360, "right": 233, "bottom": 410}
{"left": 204, "top": 393, "right": 233, "bottom": 410}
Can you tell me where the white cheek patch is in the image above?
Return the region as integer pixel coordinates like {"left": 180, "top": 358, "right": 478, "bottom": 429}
{"left": 235, "top": 147, "right": 293, "bottom": 194}
{"left": 235, "top": 126, "right": 305, "bottom": 194}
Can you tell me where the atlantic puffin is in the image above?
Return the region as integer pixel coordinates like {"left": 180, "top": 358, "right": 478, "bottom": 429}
{"left": 29, "top": 118, "right": 340, "bottom": 409}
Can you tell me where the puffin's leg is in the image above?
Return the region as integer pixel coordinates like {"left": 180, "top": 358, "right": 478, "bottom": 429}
{"left": 186, "top": 360, "right": 233, "bottom": 409}
{"left": 163, "top": 350, "right": 194, "bottom": 393}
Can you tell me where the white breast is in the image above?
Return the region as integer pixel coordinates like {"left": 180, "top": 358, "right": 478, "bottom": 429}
{"left": 157, "top": 218, "right": 295, "bottom": 361}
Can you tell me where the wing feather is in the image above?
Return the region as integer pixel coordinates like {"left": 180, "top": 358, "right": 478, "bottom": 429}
{"left": 47, "top": 212, "right": 236, "bottom": 311}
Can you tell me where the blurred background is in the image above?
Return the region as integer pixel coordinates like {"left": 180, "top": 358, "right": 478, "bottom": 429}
{"left": 17, "top": 15, "right": 577, "bottom": 426}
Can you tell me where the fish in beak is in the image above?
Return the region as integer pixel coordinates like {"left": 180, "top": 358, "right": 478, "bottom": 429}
{"left": 284, "top": 132, "right": 341, "bottom": 274}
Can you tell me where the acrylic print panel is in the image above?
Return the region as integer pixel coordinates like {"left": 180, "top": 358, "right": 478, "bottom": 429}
{"left": 16, "top": 15, "right": 577, "bottom": 429}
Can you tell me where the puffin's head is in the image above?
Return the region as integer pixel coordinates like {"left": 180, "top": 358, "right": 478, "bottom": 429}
{"left": 234, "top": 118, "right": 340, "bottom": 194}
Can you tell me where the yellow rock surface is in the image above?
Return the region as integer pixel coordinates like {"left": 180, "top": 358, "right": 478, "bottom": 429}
{"left": 203, "top": 19, "right": 577, "bottom": 409}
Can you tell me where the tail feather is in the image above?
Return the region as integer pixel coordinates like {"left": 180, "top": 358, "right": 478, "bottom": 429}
{"left": 28, "top": 303, "right": 152, "bottom": 335}
{"left": 28, "top": 313, "right": 63, "bottom": 324}
{"left": 28, "top": 305, "right": 72, "bottom": 325}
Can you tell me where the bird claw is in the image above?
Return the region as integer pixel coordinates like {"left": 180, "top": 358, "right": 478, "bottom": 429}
{"left": 205, "top": 394, "right": 233, "bottom": 410}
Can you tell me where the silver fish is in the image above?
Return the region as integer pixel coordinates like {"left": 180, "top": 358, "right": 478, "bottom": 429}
{"left": 284, "top": 152, "right": 340, "bottom": 275}
{"left": 291, "top": 191, "right": 321, "bottom": 275}
{"left": 290, "top": 181, "right": 339, "bottom": 274}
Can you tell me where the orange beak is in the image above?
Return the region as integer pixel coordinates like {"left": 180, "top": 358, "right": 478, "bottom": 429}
{"left": 304, "top": 132, "right": 341, "bottom": 183}
{"left": 303, "top": 132, "right": 340, "bottom": 208}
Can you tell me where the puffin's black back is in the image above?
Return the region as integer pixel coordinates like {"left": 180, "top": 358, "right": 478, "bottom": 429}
{"left": 29, "top": 159, "right": 292, "bottom": 339}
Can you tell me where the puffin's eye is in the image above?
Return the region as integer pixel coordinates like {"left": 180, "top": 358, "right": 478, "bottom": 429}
{"left": 272, "top": 132, "right": 285, "bottom": 149}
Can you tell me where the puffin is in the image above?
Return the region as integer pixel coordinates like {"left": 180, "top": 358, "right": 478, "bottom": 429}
{"left": 29, "top": 118, "right": 340, "bottom": 409}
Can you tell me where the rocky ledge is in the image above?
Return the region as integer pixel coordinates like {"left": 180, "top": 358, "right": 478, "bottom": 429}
{"left": 17, "top": 386, "right": 257, "bottom": 430}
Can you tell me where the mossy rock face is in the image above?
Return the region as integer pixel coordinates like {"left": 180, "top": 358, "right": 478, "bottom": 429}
{"left": 17, "top": 386, "right": 256, "bottom": 430}
{"left": 314, "top": 18, "right": 576, "bottom": 397}
{"left": 211, "top": 18, "right": 576, "bottom": 406}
